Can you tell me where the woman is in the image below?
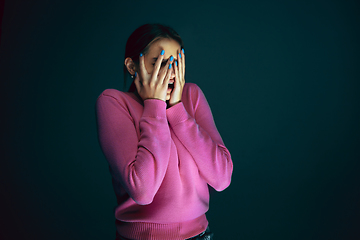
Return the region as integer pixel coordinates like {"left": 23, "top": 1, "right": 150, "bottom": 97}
{"left": 96, "top": 24, "right": 233, "bottom": 240}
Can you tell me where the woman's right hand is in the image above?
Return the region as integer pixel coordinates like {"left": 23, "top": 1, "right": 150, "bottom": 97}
{"left": 134, "top": 50, "right": 173, "bottom": 102}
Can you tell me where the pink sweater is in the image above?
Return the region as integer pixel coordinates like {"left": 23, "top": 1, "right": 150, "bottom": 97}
{"left": 96, "top": 83, "right": 233, "bottom": 240}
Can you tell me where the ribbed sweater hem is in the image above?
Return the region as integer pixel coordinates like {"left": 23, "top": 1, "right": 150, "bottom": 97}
{"left": 115, "top": 214, "right": 208, "bottom": 240}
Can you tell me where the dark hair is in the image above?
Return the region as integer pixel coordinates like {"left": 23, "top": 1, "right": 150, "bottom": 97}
{"left": 123, "top": 24, "right": 184, "bottom": 90}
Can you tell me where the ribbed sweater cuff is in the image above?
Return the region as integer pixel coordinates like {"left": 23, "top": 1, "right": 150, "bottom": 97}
{"left": 143, "top": 99, "right": 167, "bottom": 119}
{"left": 116, "top": 214, "right": 208, "bottom": 240}
{"left": 166, "top": 102, "right": 190, "bottom": 126}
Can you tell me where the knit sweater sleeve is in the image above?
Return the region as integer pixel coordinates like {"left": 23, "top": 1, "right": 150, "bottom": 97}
{"left": 166, "top": 84, "right": 233, "bottom": 191}
{"left": 96, "top": 90, "right": 171, "bottom": 205}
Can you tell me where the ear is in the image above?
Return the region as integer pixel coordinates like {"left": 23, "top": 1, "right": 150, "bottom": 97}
{"left": 124, "top": 57, "right": 136, "bottom": 76}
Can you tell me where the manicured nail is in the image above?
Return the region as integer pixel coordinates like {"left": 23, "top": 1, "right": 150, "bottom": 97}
{"left": 135, "top": 72, "right": 137, "bottom": 77}
{"left": 161, "top": 50, "right": 165, "bottom": 55}
{"left": 169, "top": 63, "right": 172, "bottom": 69}
{"left": 179, "top": 52, "right": 182, "bottom": 59}
{"left": 140, "top": 53, "right": 143, "bottom": 57}
{"left": 170, "top": 56, "right": 174, "bottom": 61}
{"left": 175, "top": 61, "right": 178, "bottom": 66}
{"left": 182, "top": 48, "right": 184, "bottom": 54}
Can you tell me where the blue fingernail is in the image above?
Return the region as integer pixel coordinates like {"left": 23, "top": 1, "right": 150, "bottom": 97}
{"left": 175, "top": 61, "right": 178, "bottom": 66}
{"left": 135, "top": 72, "right": 137, "bottom": 77}
{"left": 182, "top": 49, "right": 184, "bottom": 54}
{"left": 140, "top": 53, "right": 143, "bottom": 57}
{"left": 179, "top": 52, "right": 182, "bottom": 58}
{"left": 161, "top": 50, "right": 165, "bottom": 55}
{"left": 169, "top": 63, "right": 172, "bottom": 69}
{"left": 170, "top": 56, "right": 174, "bottom": 61}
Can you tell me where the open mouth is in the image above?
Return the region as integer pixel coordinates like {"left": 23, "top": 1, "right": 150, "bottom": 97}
{"left": 168, "top": 82, "right": 174, "bottom": 90}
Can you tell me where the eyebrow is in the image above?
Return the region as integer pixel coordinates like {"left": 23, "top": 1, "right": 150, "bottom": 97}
{"left": 152, "top": 57, "right": 177, "bottom": 62}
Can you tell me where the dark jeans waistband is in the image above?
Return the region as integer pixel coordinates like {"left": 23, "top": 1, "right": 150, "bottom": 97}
{"left": 186, "top": 226, "right": 214, "bottom": 240}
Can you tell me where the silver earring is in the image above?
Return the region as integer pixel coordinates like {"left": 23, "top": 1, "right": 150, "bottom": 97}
{"left": 131, "top": 75, "right": 134, "bottom": 79}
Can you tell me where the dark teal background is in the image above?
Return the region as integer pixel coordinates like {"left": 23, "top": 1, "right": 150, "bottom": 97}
{"left": 1, "top": 0, "right": 359, "bottom": 239}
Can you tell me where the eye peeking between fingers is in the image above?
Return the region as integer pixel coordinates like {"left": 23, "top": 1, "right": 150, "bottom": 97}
{"left": 152, "top": 61, "right": 167, "bottom": 67}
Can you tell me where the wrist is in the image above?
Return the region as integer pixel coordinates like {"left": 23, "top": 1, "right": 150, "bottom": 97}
{"left": 167, "top": 100, "right": 181, "bottom": 108}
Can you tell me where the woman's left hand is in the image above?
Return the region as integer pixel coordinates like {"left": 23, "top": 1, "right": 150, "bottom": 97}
{"left": 169, "top": 49, "right": 185, "bottom": 107}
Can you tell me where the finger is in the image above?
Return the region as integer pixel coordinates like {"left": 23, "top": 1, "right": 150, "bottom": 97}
{"left": 139, "top": 53, "right": 147, "bottom": 79}
{"left": 163, "top": 61, "right": 173, "bottom": 87}
{"left": 158, "top": 55, "right": 174, "bottom": 84}
{"left": 174, "top": 59, "right": 181, "bottom": 89}
{"left": 174, "top": 59, "right": 179, "bottom": 83}
{"left": 178, "top": 51, "right": 183, "bottom": 81}
{"left": 134, "top": 72, "right": 141, "bottom": 91}
{"left": 181, "top": 48, "right": 185, "bottom": 78}
{"left": 152, "top": 49, "right": 165, "bottom": 78}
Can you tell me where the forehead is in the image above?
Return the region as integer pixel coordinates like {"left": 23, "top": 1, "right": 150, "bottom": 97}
{"left": 147, "top": 38, "right": 181, "bottom": 57}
